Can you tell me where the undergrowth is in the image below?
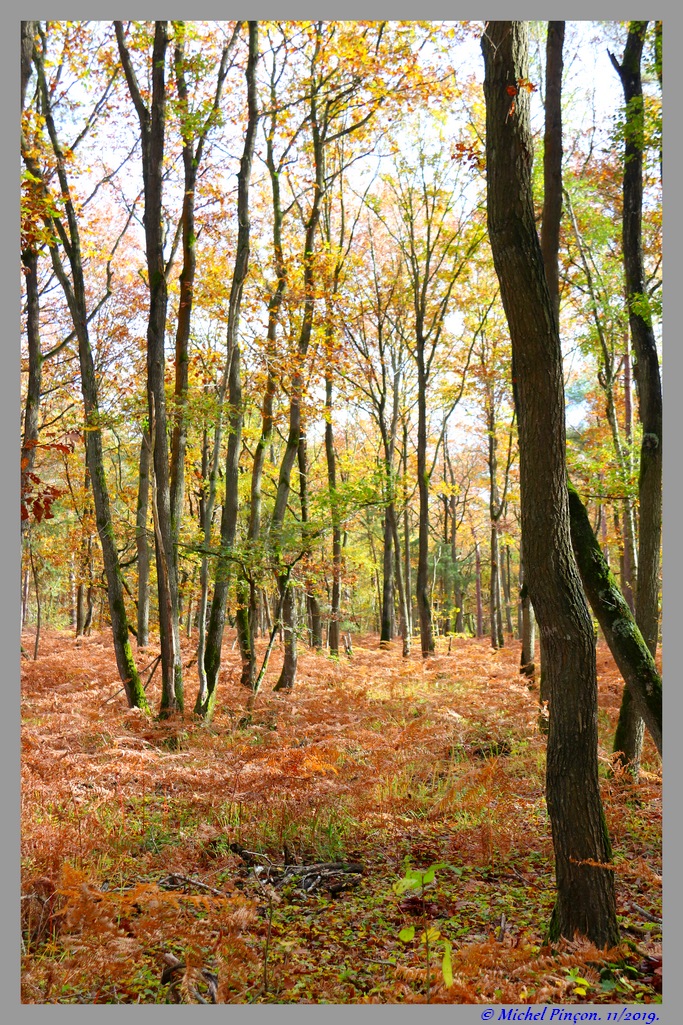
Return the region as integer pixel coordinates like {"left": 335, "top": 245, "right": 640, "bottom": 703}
{"left": 20, "top": 630, "right": 662, "bottom": 1004}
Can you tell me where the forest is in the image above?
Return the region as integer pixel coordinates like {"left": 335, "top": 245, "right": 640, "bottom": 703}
{"left": 20, "top": 20, "right": 662, "bottom": 1005}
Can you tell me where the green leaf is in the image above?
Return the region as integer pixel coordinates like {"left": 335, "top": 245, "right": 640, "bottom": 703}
{"left": 398, "top": 926, "right": 415, "bottom": 942}
{"left": 442, "top": 940, "right": 454, "bottom": 988}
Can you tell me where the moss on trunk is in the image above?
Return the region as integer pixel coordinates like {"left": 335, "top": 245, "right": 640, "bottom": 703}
{"left": 568, "top": 481, "right": 661, "bottom": 755}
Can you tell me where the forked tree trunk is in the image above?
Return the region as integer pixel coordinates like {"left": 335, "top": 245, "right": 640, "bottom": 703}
{"left": 117, "top": 20, "right": 182, "bottom": 714}
{"left": 482, "top": 19, "right": 619, "bottom": 948}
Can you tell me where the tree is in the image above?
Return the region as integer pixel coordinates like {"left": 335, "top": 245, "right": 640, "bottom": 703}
{"left": 199, "top": 21, "right": 259, "bottom": 717}
{"left": 116, "top": 20, "right": 183, "bottom": 714}
{"left": 482, "top": 20, "right": 619, "bottom": 947}
{"left": 609, "top": 22, "right": 663, "bottom": 774}
{"left": 23, "top": 23, "right": 149, "bottom": 711}
{"left": 384, "top": 139, "right": 482, "bottom": 656}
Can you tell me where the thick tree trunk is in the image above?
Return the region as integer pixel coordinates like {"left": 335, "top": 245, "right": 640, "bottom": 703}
{"left": 483, "top": 20, "right": 619, "bottom": 948}
{"left": 610, "top": 23, "right": 663, "bottom": 773}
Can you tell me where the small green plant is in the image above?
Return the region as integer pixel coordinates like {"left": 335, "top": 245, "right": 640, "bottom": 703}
{"left": 565, "top": 965, "right": 592, "bottom": 997}
{"left": 393, "top": 861, "right": 459, "bottom": 1002}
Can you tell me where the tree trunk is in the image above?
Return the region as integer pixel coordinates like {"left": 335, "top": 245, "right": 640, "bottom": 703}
{"left": 136, "top": 432, "right": 151, "bottom": 648}
{"left": 482, "top": 20, "right": 619, "bottom": 948}
{"left": 474, "top": 542, "right": 483, "bottom": 638}
{"left": 610, "top": 23, "right": 663, "bottom": 774}
{"left": 519, "top": 558, "right": 536, "bottom": 679}
{"left": 271, "top": 50, "right": 324, "bottom": 692}
{"left": 298, "top": 429, "right": 322, "bottom": 649}
{"left": 416, "top": 344, "right": 434, "bottom": 656}
{"left": 568, "top": 482, "right": 661, "bottom": 755}
{"left": 117, "top": 20, "right": 182, "bottom": 714}
{"left": 273, "top": 574, "right": 297, "bottom": 691}
{"left": 389, "top": 504, "right": 410, "bottom": 657}
{"left": 200, "top": 22, "right": 258, "bottom": 717}
{"left": 380, "top": 507, "right": 394, "bottom": 647}
{"left": 28, "top": 33, "right": 148, "bottom": 711}
{"left": 540, "top": 21, "right": 565, "bottom": 332}
{"left": 489, "top": 523, "right": 504, "bottom": 649}
{"left": 402, "top": 419, "right": 413, "bottom": 640}
{"left": 325, "top": 373, "right": 342, "bottom": 657}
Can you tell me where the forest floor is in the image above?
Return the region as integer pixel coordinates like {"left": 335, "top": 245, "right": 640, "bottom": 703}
{"left": 20, "top": 629, "right": 662, "bottom": 1005}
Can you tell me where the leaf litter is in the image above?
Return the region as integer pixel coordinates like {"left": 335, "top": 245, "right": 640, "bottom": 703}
{"left": 21, "top": 629, "right": 661, "bottom": 1004}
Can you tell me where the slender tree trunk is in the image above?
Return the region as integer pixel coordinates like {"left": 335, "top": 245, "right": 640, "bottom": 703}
{"left": 416, "top": 344, "right": 434, "bottom": 656}
{"left": 117, "top": 20, "right": 182, "bottom": 714}
{"left": 540, "top": 21, "right": 565, "bottom": 332}
{"left": 402, "top": 420, "right": 413, "bottom": 640}
{"left": 200, "top": 22, "right": 259, "bottom": 717}
{"left": 503, "top": 543, "right": 514, "bottom": 636}
{"left": 380, "top": 507, "right": 394, "bottom": 647}
{"left": 475, "top": 542, "right": 484, "bottom": 638}
{"left": 489, "top": 523, "right": 504, "bottom": 649}
{"left": 610, "top": 23, "right": 662, "bottom": 774}
{"left": 483, "top": 20, "right": 619, "bottom": 948}
{"left": 169, "top": 24, "right": 234, "bottom": 546}
{"left": 271, "top": 48, "right": 325, "bottom": 691}
{"left": 20, "top": 23, "right": 41, "bottom": 539}
{"left": 519, "top": 557, "right": 536, "bottom": 679}
{"left": 298, "top": 429, "right": 322, "bottom": 649}
{"left": 389, "top": 504, "right": 410, "bottom": 657}
{"left": 136, "top": 432, "right": 151, "bottom": 648}
{"left": 29, "top": 536, "right": 41, "bottom": 660}
{"left": 273, "top": 574, "right": 297, "bottom": 691}
{"left": 28, "top": 34, "right": 148, "bottom": 711}
{"left": 325, "top": 373, "right": 342, "bottom": 657}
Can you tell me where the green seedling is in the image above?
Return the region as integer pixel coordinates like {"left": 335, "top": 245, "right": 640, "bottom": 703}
{"left": 565, "top": 965, "right": 592, "bottom": 997}
{"left": 393, "top": 862, "right": 459, "bottom": 1002}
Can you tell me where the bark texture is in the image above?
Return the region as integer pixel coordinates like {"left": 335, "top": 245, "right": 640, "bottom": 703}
{"left": 482, "top": 20, "right": 619, "bottom": 948}
{"left": 568, "top": 482, "right": 661, "bottom": 755}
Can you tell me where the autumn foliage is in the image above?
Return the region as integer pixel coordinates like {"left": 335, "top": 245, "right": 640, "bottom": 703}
{"left": 21, "top": 630, "right": 661, "bottom": 1004}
